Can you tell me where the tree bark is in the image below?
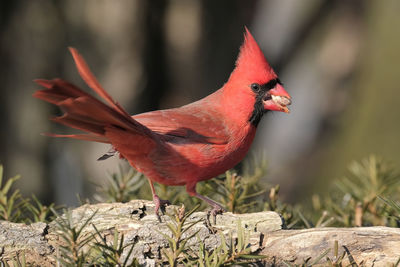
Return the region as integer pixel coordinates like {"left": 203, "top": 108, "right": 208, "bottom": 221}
{"left": 0, "top": 200, "right": 398, "bottom": 266}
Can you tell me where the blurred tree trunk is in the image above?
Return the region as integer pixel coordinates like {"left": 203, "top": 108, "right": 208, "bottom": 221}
{"left": 0, "top": 1, "right": 18, "bottom": 175}
{"left": 131, "top": 0, "right": 169, "bottom": 114}
{"left": 0, "top": 1, "right": 69, "bottom": 204}
{"left": 199, "top": 0, "right": 258, "bottom": 97}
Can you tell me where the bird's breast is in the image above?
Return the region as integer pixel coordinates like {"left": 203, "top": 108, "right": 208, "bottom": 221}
{"left": 167, "top": 123, "right": 257, "bottom": 181}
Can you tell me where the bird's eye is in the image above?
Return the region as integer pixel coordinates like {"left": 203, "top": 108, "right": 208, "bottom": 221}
{"left": 251, "top": 83, "right": 260, "bottom": 92}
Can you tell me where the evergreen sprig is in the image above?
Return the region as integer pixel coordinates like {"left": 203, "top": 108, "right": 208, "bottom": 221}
{"left": 92, "top": 225, "right": 139, "bottom": 267}
{"left": 52, "top": 208, "right": 98, "bottom": 266}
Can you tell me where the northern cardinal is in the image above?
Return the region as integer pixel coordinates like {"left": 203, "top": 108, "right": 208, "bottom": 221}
{"left": 34, "top": 28, "right": 291, "bottom": 216}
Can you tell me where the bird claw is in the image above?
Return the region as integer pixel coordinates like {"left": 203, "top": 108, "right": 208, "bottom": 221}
{"left": 207, "top": 205, "right": 225, "bottom": 226}
{"left": 153, "top": 195, "right": 170, "bottom": 222}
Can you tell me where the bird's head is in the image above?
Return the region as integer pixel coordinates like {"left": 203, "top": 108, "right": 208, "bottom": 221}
{"left": 225, "top": 28, "right": 292, "bottom": 126}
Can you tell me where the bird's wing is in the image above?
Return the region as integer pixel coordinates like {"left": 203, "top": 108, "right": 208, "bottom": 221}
{"left": 133, "top": 108, "right": 230, "bottom": 145}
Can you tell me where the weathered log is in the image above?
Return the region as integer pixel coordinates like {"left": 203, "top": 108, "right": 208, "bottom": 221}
{"left": 0, "top": 200, "right": 398, "bottom": 266}
{"left": 261, "top": 227, "right": 400, "bottom": 266}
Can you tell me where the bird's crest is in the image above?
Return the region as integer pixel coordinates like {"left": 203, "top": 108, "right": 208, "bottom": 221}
{"left": 229, "top": 27, "right": 276, "bottom": 84}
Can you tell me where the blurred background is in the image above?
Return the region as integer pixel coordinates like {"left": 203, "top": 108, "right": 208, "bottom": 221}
{"left": 0, "top": 0, "right": 399, "bottom": 207}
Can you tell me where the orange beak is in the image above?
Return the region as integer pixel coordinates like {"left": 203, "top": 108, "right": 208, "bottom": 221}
{"left": 263, "top": 83, "right": 292, "bottom": 113}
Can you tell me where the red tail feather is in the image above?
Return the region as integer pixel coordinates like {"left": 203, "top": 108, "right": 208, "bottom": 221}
{"left": 33, "top": 48, "right": 153, "bottom": 144}
{"left": 68, "top": 47, "right": 130, "bottom": 118}
{"left": 43, "top": 132, "right": 109, "bottom": 143}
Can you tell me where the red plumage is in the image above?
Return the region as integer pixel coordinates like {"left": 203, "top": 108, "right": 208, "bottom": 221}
{"left": 33, "top": 28, "right": 291, "bottom": 215}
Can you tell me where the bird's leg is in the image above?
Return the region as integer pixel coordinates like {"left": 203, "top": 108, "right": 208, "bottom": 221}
{"left": 193, "top": 193, "right": 225, "bottom": 214}
{"left": 186, "top": 183, "right": 225, "bottom": 224}
{"left": 148, "top": 180, "right": 170, "bottom": 220}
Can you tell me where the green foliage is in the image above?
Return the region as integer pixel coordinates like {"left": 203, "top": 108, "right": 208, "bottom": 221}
{"left": 185, "top": 221, "right": 267, "bottom": 266}
{"left": 159, "top": 205, "right": 266, "bottom": 266}
{"left": 159, "top": 205, "right": 201, "bottom": 266}
{"left": 0, "top": 251, "right": 26, "bottom": 267}
{"left": 0, "top": 165, "right": 24, "bottom": 222}
{"left": 0, "top": 165, "right": 55, "bottom": 223}
{"left": 51, "top": 208, "right": 141, "bottom": 266}
{"left": 379, "top": 196, "right": 400, "bottom": 226}
{"left": 52, "top": 208, "right": 97, "bottom": 266}
{"left": 92, "top": 225, "right": 139, "bottom": 267}
{"left": 201, "top": 156, "right": 268, "bottom": 213}
{"left": 307, "top": 155, "right": 400, "bottom": 227}
{"left": 94, "top": 166, "right": 148, "bottom": 203}
{"left": 25, "top": 195, "right": 56, "bottom": 223}
{"left": 218, "top": 156, "right": 268, "bottom": 213}
{"left": 202, "top": 170, "right": 267, "bottom": 214}
{"left": 338, "top": 155, "right": 399, "bottom": 203}
{"left": 336, "top": 154, "right": 400, "bottom": 226}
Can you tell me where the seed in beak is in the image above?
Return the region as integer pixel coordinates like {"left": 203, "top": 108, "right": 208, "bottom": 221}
{"left": 271, "top": 95, "right": 291, "bottom": 106}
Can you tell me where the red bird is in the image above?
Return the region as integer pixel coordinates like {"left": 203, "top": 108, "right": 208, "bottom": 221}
{"left": 34, "top": 28, "right": 291, "bottom": 216}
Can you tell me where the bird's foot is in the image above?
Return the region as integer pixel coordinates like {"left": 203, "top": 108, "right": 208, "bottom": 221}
{"left": 153, "top": 194, "right": 170, "bottom": 221}
{"left": 206, "top": 203, "right": 225, "bottom": 226}
{"left": 189, "top": 191, "right": 226, "bottom": 225}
